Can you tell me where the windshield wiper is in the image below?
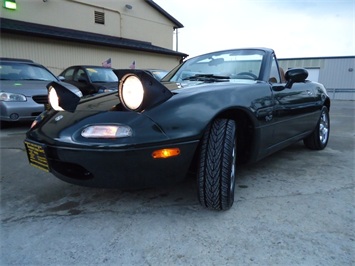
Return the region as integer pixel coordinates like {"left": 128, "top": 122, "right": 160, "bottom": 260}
{"left": 182, "top": 74, "right": 230, "bottom": 82}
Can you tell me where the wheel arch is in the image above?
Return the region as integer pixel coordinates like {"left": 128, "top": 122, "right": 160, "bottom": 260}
{"left": 189, "top": 107, "right": 255, "bottom": 170}
{"left": 324, "top": 97, "right": 331, "bottom": 111}
{"left": 214, "top": 107, "right": 255, "bottom": 164}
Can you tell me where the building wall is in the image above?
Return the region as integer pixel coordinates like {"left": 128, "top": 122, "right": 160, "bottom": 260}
{"left": 319, "top": 58, "right": 355, "bottom": 89}
{"left": 278, "top": 58, "right": 324, "bottom": 70}
{"left": 0, "top": 0, "right": 175, "bottom": 49}
{"left": 278, "top": 57, "right": 355, "bottom": 89}
{"left": 0, "top": 33, "right": 181, "bottom": 75}
{"left": 279, "top": 57, "right": 355, "bottom": 100}
{"left": 0, "top": 0, "right": 183, "bottom": 72}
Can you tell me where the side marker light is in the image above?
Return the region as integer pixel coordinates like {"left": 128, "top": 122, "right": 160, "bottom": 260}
{"left": 152, "top": 148, "right": 180, "bottom": 159}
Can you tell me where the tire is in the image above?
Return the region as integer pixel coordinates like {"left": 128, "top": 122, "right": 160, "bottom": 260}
{"left": 303, "top": 106, "right": 330, "bottom": 150}
{"left": 197, "top": 118, "right": 237, "bottom": 211}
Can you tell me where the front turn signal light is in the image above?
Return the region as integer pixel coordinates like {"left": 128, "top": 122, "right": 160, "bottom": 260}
{"left": 152, "top": 148, "right": 180, "bottom": 159}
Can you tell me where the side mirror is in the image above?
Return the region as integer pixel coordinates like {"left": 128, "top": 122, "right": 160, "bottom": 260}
{"left": 285, "top": 68, "right": 308, "bottom": 89}
{"left": 272, "top": 85, "right": 285, "bottom": 92}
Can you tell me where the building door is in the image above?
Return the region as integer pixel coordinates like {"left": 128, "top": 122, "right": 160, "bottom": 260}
{"left": 305, "top": 68, "right": 320, "bottom": 82}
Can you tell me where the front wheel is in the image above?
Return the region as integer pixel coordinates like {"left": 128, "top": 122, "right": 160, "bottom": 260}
{"left": 303, "top": 106, "right": 330, "bottom": 150}
{"left": 197, "top": 118, "right": 237, "bottom": 211}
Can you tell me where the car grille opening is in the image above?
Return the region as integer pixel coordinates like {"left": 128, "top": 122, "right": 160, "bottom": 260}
{"left": 50, "top": 160, "right": 93, "bottom": 180}
{"left": 33, "top": 95, "right": 48, "bottom": 104}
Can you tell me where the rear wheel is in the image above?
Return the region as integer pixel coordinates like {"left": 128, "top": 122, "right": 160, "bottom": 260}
{"left": 303, "top": 106, "right": 330, "bottom": 150}
{"left": 197, "top": 118, "right": 237, "bottom": 211}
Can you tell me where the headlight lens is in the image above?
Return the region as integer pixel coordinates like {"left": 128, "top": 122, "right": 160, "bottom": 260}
{"left": 48, "top": 86, "right": 64, "bottom": 111}
{"left": 81, "top": 125, "right": 132, "bottom": 139}
{"left": 0, "top": 92, "right": 26, "bottom": 102}
{"left": 119, "top": 75, "right": 144, "bottom": 111}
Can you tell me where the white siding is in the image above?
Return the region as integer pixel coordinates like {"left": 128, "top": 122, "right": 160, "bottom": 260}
{"left": 279, "top": 57, "right": 355, "bottom": 89}
{"left": 0, "top": 0, "right": 176, "bottom": 49}
{"left": 278, "top": 59, "right": 324, "bottom": 70}
{"left": 0, "top": 0, "right": 184, "bottom": 74}
{"left": 305, "top": 68, "right": 320, "bottom": 82}
{"left": 319, "top": 58, "right": 355, "bottom": 89}
{"left": 0, "top": 33, "right": 181, "bottom": 75}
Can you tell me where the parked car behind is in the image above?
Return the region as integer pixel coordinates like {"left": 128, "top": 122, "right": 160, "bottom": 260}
{"left": 0, "top": 58, "right": 61, "bottom": 122}
{"left": 143, "top": 69, "right": 169, "bottom": 81}
{"left": 59, "top": 66, "right": 118, "bottom": 95}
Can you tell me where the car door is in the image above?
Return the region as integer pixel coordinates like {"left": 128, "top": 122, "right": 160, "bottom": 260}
{"left": 270, "top": 64, "right": 319, "bottom": 147}
{"left": 61, "top": 66, "right": 75, "bottom": 83}
{"left": 61, "top": 66, "right": 87, "bottom": 93}
{"left": 72, "top": 67, "right": 95, "bottom": 95}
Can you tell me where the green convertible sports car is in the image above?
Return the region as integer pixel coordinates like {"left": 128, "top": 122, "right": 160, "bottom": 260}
{"left": 24, "top": 48, "right": 330, "bottom": 210}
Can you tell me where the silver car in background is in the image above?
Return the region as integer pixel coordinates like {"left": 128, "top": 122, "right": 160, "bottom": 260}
{"left": 0, "top": 58, "right": 60, "bottom": 122}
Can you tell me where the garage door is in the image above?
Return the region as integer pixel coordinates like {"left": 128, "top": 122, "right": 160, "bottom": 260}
{"left": 305, "top": 68, "right": 320, "bottom": 82}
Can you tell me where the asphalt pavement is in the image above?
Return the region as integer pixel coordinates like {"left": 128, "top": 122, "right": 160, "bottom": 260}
{"left": 1, "top": 100, "right": 354, "bottom": 265}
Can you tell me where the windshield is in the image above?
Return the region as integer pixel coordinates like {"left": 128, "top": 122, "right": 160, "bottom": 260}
{"left": 85, "top": 67, "right": 118, "bottom": 83}
{"left": 0, "top": 62, "right": 58, "bottom": 81}
{"left": 149, "top": 70, "right": 168, "bottom": 80}
{"left": 164, "top": 49, "right": 265, "bottom": 83}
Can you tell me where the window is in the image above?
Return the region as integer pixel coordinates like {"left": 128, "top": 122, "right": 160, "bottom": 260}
{"left": 62, "top": 68, "right": 75, "bottom": 80}
{"left": 269, "top": 56, "right": 281, "bottom": 83}
{"left": 74, "top": 69, "right": 86, "bottom": 82}
{"left": 95, "top": 11, "right": 105, "bottom": 25}
{"left": 169, "top": 50, "right": 264, "bottom": 82}
{"left": 0, "top": 62, "right": 57, "bottom": 81}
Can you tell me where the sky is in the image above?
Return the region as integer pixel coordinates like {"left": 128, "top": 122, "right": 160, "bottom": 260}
{"left": 154, "top": 0, "right": 355, "bottom": 59}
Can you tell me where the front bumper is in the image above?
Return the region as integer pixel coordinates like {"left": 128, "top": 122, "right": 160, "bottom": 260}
{"left": 0, "top": 100, "right": 44, "bottom": 121}
{"left": 25, "top": 139, "right": 199, "bottom": 189}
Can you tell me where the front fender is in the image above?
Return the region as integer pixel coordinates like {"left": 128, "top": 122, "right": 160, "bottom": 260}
{"left": 143, "top": 82, "right": 273, "bottom": 141}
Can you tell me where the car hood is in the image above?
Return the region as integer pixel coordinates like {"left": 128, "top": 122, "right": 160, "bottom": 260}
{"left": 0, "top": 80, "right": 50, "bottom": 96}
{"left": 162, "top": 81, "right": 181, "bottom": 90}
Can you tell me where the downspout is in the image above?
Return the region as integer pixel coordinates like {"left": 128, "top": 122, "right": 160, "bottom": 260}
{"left": 175, "top": 27, "right": 178, "bottom": 52}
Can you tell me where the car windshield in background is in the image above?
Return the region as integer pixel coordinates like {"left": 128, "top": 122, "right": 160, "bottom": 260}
{"left": 0, "top": 62, "right": 58, "bottom": 81}
{"left": 148, "top": 70, "right": 168, "bottom": 80}
{"left": 85, "top": 67, "right": 118, "bottom": 83}
{"left": 166, "top": 49, "right": 264, "bottom": 83}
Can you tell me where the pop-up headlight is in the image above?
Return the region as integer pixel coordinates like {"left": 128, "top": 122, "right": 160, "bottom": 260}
{"left": 114, "top": 69, "right": 173, "bottom": 112}
{"left": 120, "top": 74, "right": 144, "bottom": 111}
{"left": 48, "top": 87, "right": 64, "bottom": 111}
{"left": 47, "top": 81, "right": 82, "bottom": 112}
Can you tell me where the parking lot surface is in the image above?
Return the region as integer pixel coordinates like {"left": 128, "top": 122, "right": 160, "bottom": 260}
{"left": 1, "top": 100, "right": 354, "bottom": 265}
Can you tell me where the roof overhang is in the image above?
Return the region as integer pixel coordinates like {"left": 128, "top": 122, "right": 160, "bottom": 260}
{"left": 145, "top": 0, "right": 184, "bottom": 29}
{"left": 0, "top": 18, "right": 188, "bottom": 58}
